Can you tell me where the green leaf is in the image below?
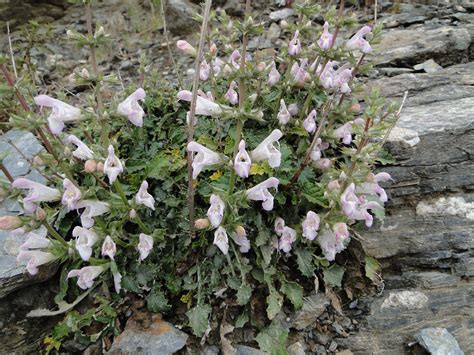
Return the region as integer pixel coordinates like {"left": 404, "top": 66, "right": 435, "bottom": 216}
{"left": 365, "top": 256, "right": 381, "bottom": 282}
{"left": 237, "top": 284, "right": 252, "bottom": 305}
{"left": 323, "top": 265, "right": 345, "bottom": 288}
{"left": 255, "top": 320, "right": 289, "bottom": 354}
{"left": 295, "top": 248, "right": 314, "bottom": 277}
{"left": 186, "top": 304, "right": 211, "bottom": 337}
{"left": 54, "top": 267, "right": 69, "bottom": 305}
{"left": 235, "top": 312, "right": 249, "bottom": 328}
{"left": 146, "top": 290, "right": 171, "bottom": 313}
{"left": 266, "top": 289, "right": 283, "bottom": 320}
{"left": 280, "top": 281, "right": 303, "bottom": 309}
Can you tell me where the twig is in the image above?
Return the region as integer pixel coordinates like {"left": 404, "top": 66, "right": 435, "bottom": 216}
{"left": 186, "top": 0, "right": 213, "bottom": 238}
{"left": 375, "top": 0, "right": 378, "bottom": 22}
{"left": 7, "top": 22, "right": 18, "bottom": 79}
{"left": 160, "top": 0, "right": 183, "bottom": 87}
{"left": 0, "top": 163, "right": 14, "bottom": 183}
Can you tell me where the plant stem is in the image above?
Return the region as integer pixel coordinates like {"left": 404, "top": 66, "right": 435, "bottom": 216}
{"left": 0, "top": 163, "right": 14, "bottom": 183}
{"left": 160, "top": 0, "right": 183, "bottom": 88}
{"left": 42, "top": 220, "right": 69, "bottom": 248}
{"left": 228, "top": 0, "right": 252, "bottom": 195}
{"left": 225, "top": 252, "right": 237, "bottom": 278}
{"left": 186, "top": 0, "right": 213, "bottom": 238}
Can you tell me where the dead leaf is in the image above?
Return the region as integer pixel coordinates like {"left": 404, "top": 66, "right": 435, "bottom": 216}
{"left": 326, "top": 287, "right": 343, "bottom": 316}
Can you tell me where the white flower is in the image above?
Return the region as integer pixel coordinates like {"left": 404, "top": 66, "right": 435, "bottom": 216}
{"left": 177, "top": 90, "right": 223, "bottom": 117}
{"left": 250, "top": 129, "right": 283, "bottom": 168}
{"left": 76, "top": 200, "right": 110, "bottom": 228}
{"left": 62, "top": 178, "right": 81, "bottom": 211}
{"left": 274, "top": 217, "right": 285, "bottom": 236}
{"left": 302, "top": 211, "right": 320, "bottom": 241}
{"left": 34, "top": 95, "right": 81, "bottom": 134}
{"left": 278, "top": 226, "right": 297, "bottom": 253}
{"left": 67, "top": 135, "right": 94, "bottom": 160}
{"left": 317, "top": 22, "right": 334, "bottom": 51}
{"left": 67, "top": 265, "right": 105, "bottom": 290}
{"left": 117, "top": 88, "right": 146, "bottom": 127}
{"left": 112, "top": 269, "right": 122, "bottom": 293}
{"left": 230, "top": 230, "right": 250, "bottom": 253}
{"left": 12, "top": 178, "right": 61, "bottom": 214}
{"left": 334, "top": 122, "right": 353, "bottom": 145}
{"left": 268, "top": 61, "right": 281, "bottom": 86}
{"left": 72, "top": 226, "right": 98, "bottom": 261}
{"left": 17, "top": 250, "right": 57, "bottom": 275}
{"left": 101, "top": 235, "right": 116, "bottom": 260}
{"left": 288, "top": 30, "right": 302, "bottom": 56}
{"left": 20, "top": 232, "right": 52, "bottom": 250}
{"left": 303, "top": 109, "right": 317, "bottom": 134}
{"left": 246, "top": 177, "right": 280, "bottom": 211}
{"left": 187, "top": 141, "right": 222, "bottom": 179}
{"left": 234, "top": 140, "right": 251, "bottom": 179}
{"left": 213, "top": 226, "right": 229, "bottom": 255}
{"left": 319, "top": 223, "right": 350, "bottom": 261}
{"left": 207, "top": 194, "right": 225, "bottom": 228}
{"left": 104, "top": 145, "right": 124, "bottom": 184}
{"left": 137, "top": 233, "right": 154, "bottom": 261}
{"left": 135, "top": 180, "right": 155, "bottom": 210}
{"left": 346, "top": 25, "right": 372, "bottom": 54}
{"left": 277, "top": 99, "right": 291, "bottom": 125}
{"left": 200, "top": 60, "right": 210, "bottom": 81}
{"left": 225, "top": 81, "right": 238, "bottom": 105}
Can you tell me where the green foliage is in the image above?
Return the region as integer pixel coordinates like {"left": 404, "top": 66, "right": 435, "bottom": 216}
{"left": 255, "top": 320, "right": 289, "bottom": 355}
{"left": 323, "top": 265, "right": 345, "bottom": 288}
{"left": 186, "top": 304, "right": 212, "bottom": 337}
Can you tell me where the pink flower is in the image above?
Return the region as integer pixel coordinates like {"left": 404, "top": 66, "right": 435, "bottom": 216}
{"left": 12, "top": 178, "right": 60, "bottom": 214}
{"left": 230, "top": 228, "right": 250, "bottom": 253}
{"left": 328, "top": 180, "right": 340, "bottom": 191}
{"left": 346, "top": 25, "right": 372, "bottom": 54}
{"left": 67, "top": 265, "right": 106, "bottom": 290}
{"left": 117, "top": 88, "right": 146, "bottom": 127}
{"left": 302, "top": 211, "right": 320, "bottom": 241}
{"left": 20, "top": 232, "right": 52, "bottom": 250}
{"left": 212, "top": 57, "right": 224, "bottom": 76}
{"left": 334, "top": 122, "right": 353, "bottom": 145}
{"left": 333, "top": 67, "right": 353, "bottom": 94}
{"left": 200, "top": 60, "right": 210, "bottom": 81}
{"left": 187, "top": 141, "right": 222, "bottom": 179}
{"left": 72, "top": 226, "right": 98, "bottom": 261}
{"left": 177, "top": 90, "right": 223, "bottom": 116}
{"left": 341, "top": 183, "right": 382, "bottom": 227}
{"left": 213, "top": 226, "right": 229, "bottom": 255}
{"left": 135, "top": 180, "right": 155, "bottom": 210}
{"left": 278, "top": 226, "right": 297, "bottom": 253}
{"left": 319, "top": 223, "right": 349, "bottom": 261}
{"left": 17, "top": 250, "right": 57, "bottom": 275}
{"left": 101, "top": 235, "right": 116, "bottom": 260}
{"left": 317, "top": 22, "right": 334, "bottom": 51}
{"left": 62, "top": 178, "right": 81, "bottom": 211}
{"left": 288, "top": 30, "right": 302, "bottom": 56}
{"left": 112, "top": 268, "right": 122, "bottom": 293}
{"left": 34, "top": 95, "right": 81, "bottom": 134}
{"left": 288, "top": 103, "right": 299, "bottom": 116}
{"left": 314, "top": 158, "right": 331, "bottom": 170}
{"left": 225, "top": 81, "right": 238, "bottom": 105}
{"left": 207, "top": 194, "right": 225, "bottom": 228}
{"left": 104, "top": 145, "right": 124, "bottom": 184}
{"left": 277, "top": 99, "right": 291, "bottom": 125}
{"left": 319, "top": 60, "right": 338, "bottom": 89}
{"left": 357, "top": 172, "right": 392, "bottom": 203}
{"left": 137, "top": 233, "right": 153, "bottom": 261}
{"left": 268, "top": 61, "right": 281, "bottom": 86}
{"left": 303, "top": 109, "right": 317, "bottom": 134}
{"left": 229, "top": 50, "right": 242, "bottom": 70}
{"left": 274, "top": 217, "right": 285, "bottom": 236}
{"left": 291, "top": 59, "right": 309, "bottom": 84}
{"left": 234, "top": 140, "right": 251, "bottom": 178}
{"left": 246, "top": 177, "right": 280, "bottom": 211}
{"left": 310, "top": 138, "right": 329, "bottom": 161}
{"left": 76, "top": 200, "right": 110, "bottom": 228}
{"left": 67, "top": 135, "right": 94, "bottom": 160}
{"left": 250, "top": 129, "right": 283, "bottom": 168}
{"left": 176, "top": 40, "right": 196, "bottom": 56}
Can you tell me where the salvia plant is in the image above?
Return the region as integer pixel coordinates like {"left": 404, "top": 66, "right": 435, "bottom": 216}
{"left": 0, "top": 0, "right": 404, "bottom": 351}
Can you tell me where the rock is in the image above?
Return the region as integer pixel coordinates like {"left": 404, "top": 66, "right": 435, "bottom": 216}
{"left": 291, "top": 294, "right": 330, "bottom": 330}
{"left": 201, "top": 345, "right": 220, "bottom": 355}
{"left": 267, "top": 23, "right": 281, "bottom": 40}
{"left": 378, "top": 67, "right": 414, "bottom": 76}
{"left": 164, "top": 0, "right": 199, "bottom": 35}
{"left": 269, "top": 8, "right": 294, "bottom": 21}
{"left": 108, "top": 314, "right": 188, "bottom": 355}
{"left": 372, "top": 26, "right": 471, "bottom": 67}
{"left": 287, "top": 342, "right": 306, "bottom": 355}
{"left": 236, "top": 344, "right": 267, "bottom": 355}
{"left": 415, "top": 328, "right": 464, "bottom": 355}
{"left": 413, "top": 59, "right": 443, "bottom": 73}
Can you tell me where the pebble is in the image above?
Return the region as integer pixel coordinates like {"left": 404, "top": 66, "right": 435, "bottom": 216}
{"left": 414, "top": 328, "right": 464, "bottom": 355}
{"left": 269, "top": 8, "right": 295, "bottom": 21}
{"left": 413, "top": 59, "right": 443, "bottom": 73}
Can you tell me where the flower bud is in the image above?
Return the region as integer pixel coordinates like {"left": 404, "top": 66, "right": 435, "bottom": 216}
{"left": 210, "top": 42, "right": 217, "bottom": 56}
{"left": 33, "top": 156, "right": 44, "bottom": 166}
{"left": 350, "top": 103, "right": 361, "bottom": 113}
{"left": 257, "top": 62, "right": 266, "bottom": 72}
{"left": 66, "top": 29, "right": 74, "bottom": 38}
{"left": 129, "top": 209, "right": 137, "bottom": 219}
{"left": 96, "top": 162, "right": 104, "bottom": 173}
{"left": 328, "top": 180, "right": 340, "bottom": 191}
{"left": 35, "top": 207, "right": 46, "bottom": 221}
{"left": 195, "top": 218, "right": 210, "bottom": 230}
{"left": 176, "top": 40, "right": 197, "bottom": 56}
{"left": 0, "top": 216, "right": 23, "bottom": 230}
{"left": 280, "top": 20, "right": 289, "bottom": 29}
{"left": 84, "top": 160, "right": 97, "bottom": 173}
{"left": 81, "top": 68, "right": 90, "bottom": 79}
{"left": 235, "top": 225, "right": 246, "bottom": 239}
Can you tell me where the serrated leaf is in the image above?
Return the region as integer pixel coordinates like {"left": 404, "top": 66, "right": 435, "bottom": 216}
{"left": 186, "top": 304, "right": 211, "bottom": 337}
{"left": 280, "top": 282, "right": 303, "bottom": 310}
{"left": 146, "top": 290, "right": 171, "bottom": 313}
{"left": 236, "top": 284, "right": 252, "bottom": 305}
{"left": 255, "top": 321, "right": 288, "bottom": 354}
{"left": 266, "top": 289, "right": 283, "bottom": 320}
{"left": 365, "top": 256, "right": 381, "bottom": 282}
{"left": 235, "top": 313, "right": 249, "bottom": 328}
{"left": 323, "top": 265, "right": 345, "bottom": 288}
{"left": 295, "top": 248, "right": 314, "bottom": 277}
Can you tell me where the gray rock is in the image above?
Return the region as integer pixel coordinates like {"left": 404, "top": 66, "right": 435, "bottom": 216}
{"left": 164, "top": 0, "right": 199, "bottom": 35}
{"left": 236, "top": 345, "right": 267, "bottom": 355}
{"left": 415, "top": 328, "right": 464, "bottom": 355}
{"left": 378, "top": 67, "right": 414, "bottom": 77}
{"left": 269, "top": 8, "right": 294, "bottom": 21}
{"left": 287, "top": 341, "right": 306, "bottom": 355}
{"left": 201, "top": 345, "right": 220, "bottom": 355}
{"left": 413, "top": 59, "right": 443, "bottom": 73}
{"left": 291, "top": 293, "right": 330, "bottom": 330}
{"left": 108, "top": 314, "right": 188, "bottom": 355}
{"left": 267, "top": 23, "right": 281, "bottom": 41}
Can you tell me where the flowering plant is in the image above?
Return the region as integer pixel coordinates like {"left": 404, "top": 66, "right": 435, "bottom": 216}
{"left": 0, "top": 0, "right": 402, "bottom": 351}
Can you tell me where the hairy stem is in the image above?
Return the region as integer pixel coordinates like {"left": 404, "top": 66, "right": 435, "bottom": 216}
{"left": 43, "top": 220, "right": 69, "bottom": 248}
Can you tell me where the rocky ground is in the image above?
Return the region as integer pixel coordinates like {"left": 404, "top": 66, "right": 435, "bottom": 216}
{"left": 0, "top": 0, "right": 473, "bottom": 354}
